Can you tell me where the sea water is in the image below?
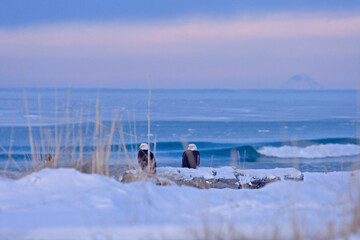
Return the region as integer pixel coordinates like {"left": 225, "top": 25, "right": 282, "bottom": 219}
{"left": 0, "top": 89, "right": 358, "bottom": 172}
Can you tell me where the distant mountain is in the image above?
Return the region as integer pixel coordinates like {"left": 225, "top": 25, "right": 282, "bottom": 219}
{"left": 283, "top": 74, "right": 321, "bottom": 90}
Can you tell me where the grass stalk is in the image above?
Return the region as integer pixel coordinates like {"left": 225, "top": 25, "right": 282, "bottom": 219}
{"left": 147, "top": 76, "right": 152, "bottom": 168}
{"left": 23, "top": 90, "right": 38, "bottom": 169}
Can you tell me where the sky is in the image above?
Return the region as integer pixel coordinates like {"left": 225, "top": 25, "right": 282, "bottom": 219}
{"left": 0, "top": 0, "right": 359, "bottom": 89}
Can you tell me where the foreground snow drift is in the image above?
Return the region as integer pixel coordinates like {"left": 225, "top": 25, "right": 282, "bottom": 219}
{"left": 0, "top": 168, "right": 359, "bottom": 239}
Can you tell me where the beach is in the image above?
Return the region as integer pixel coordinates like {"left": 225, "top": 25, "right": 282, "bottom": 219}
{"left": 0, "top": 89, "right": 359, "bottom": 239}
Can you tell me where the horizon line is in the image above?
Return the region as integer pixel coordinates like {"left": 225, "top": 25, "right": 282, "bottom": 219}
{"left": 0, "top": 87, "right": 357, "bottom": 91}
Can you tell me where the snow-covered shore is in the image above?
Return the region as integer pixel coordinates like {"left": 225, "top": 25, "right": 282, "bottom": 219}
{"left": 122, "top": 167, "right": 304, "bottom": 189}
{"left": 0, "top": 167, "right": 359, "bottom": 239}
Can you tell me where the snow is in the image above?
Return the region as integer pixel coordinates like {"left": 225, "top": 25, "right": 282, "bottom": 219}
{"left": 0, "top": 167, "right": 359, "bottom": 239}
{"left": 158, "top": 166, "right": 303, "bottom": 180}
{"left": 155, "top": 166, "right": 303, "bottom": 186}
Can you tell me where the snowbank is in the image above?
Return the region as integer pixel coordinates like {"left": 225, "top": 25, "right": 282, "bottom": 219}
{"left": 122, "top": 167, "right": 303, "bottom": 189}
{"left": 0, "top": 168, "right": 359, "bottom": 239}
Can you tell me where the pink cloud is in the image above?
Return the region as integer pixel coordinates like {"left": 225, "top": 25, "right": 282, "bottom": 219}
{"left": 0, "top": 14, "right": 359, "bottom": 58}
{"left": 0, "top": 14, "right": 359, "bottom": 89}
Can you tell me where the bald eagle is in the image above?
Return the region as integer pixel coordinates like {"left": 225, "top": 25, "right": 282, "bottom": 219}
{"left": 138, "top": 143, "right": 157, "bottom": 174}
{"left": 182, "top": 144, "right": 200, "bottom": 169}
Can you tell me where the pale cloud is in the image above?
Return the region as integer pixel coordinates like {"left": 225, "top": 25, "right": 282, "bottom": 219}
{"left": 0, "top": 14, "right": 359, "bottom": 89}
{"left": 0, "top": 14, "right": 360, "bottom": 57}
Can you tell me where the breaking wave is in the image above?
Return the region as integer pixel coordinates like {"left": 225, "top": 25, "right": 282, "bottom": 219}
{"left": 257, "top": 143, "right": 360, "bottom": 159}
{"left": 1, "top": 138, "right": 359, "bottom": 162}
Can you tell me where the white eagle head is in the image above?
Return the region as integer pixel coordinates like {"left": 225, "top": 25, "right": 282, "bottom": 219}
{"left": 188, "top": 144, "right": 197, "bottom": 151}
{"left": 139, "top": 143, "right": 149, "bottom": 150}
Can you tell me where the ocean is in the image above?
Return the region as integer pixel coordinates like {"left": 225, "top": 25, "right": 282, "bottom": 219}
{"left": 0, "top": 89, "right": 359, "bottom": 172}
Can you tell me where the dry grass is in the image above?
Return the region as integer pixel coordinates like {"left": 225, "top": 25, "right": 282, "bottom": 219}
{"left": 337, "top": 171, "right": 360, "bottom": 238}
{"left": 0, "top": 89, "right": 154, "bottom": 179}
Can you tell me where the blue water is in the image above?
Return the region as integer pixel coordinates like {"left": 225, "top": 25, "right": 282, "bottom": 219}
{"left": 0, "top": 89, "right": 359, "bottom": 172}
